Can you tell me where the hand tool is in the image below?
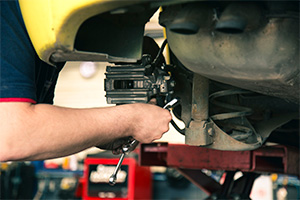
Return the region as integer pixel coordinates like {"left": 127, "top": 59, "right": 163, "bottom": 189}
{"left": 108, "top": 98, "right": 185, "bottom": 185}
{"left": 108, "top": 139, "right": 138, "bottom": 186}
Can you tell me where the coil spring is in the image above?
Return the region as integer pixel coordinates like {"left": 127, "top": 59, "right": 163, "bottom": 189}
{"left": 209, "top": 89, "right": 254, "bottom": 141}
{"left": 209, "top": 89, "right": 253, "bottom": 121}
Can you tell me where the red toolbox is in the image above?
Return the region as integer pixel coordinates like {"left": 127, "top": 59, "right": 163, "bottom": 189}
{"left": 78, "top": 156, "right": 152, "bottom": 200}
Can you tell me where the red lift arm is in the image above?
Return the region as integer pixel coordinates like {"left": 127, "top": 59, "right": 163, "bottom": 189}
{"left": 139, "top": 143, "right": 299, "bottom": 195}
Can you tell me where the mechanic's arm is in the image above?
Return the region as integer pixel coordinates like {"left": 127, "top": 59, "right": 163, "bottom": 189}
{"left": 0, "top": 102, "right": 171, "bottom": 162}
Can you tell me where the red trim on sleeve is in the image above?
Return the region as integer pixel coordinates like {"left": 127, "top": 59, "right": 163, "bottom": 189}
{"left": 0, "top": 98, "right": 36, "bottom": 104}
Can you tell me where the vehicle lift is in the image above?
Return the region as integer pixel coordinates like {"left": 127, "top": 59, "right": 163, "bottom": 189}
{"left": 139, "top": 142, "right": 299, "bottom": 199}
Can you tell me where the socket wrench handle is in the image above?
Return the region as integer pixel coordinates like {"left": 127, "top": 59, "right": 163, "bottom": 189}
{"left": 108, "top": 152, "right": 125, "bottom": 186}
{"left": 109, "top": 139, "right": 138, "bottom": 186}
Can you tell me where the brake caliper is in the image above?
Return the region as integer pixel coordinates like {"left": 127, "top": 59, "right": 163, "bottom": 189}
{"left": 105, "top": 55, "right": 175, "bottom": 105}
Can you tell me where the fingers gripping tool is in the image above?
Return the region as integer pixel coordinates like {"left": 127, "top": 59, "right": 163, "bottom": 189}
{"left": 108, "top": 98, "right": 185, "bottom": 186}
{"left": 108, "top": 139, "right": 138, "bottom": 185}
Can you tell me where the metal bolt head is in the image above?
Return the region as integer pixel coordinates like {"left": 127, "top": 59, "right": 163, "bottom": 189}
{"left": 208, "top": 128, "right": 214, "bottom": 137}
{"left": 170, "top": 80, "right": 175, "bottom": 87}
{"left": 109, "top": 175, "right": 116, "bottom": 186}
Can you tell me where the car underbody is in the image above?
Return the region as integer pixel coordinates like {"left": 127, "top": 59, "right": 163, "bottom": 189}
{"left": 99, "top": 1, "right": 299, "bottom": 152}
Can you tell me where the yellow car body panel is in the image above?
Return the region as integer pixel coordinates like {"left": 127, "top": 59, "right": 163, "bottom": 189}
{"left": 18, "top": 0, "right": 142, "bottom": 64}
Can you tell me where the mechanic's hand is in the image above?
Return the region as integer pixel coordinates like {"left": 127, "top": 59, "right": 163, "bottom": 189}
{"left": 122, "top": 103, "right": 172, "bottom": 143}
{"left": 97, "top": 99, "right": 170, "bottom": 154}
{"left": 96, "top": 136, "right": 136, "bottom": 155}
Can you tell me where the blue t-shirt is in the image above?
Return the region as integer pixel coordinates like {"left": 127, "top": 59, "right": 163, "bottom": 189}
{"left": 0, "top": 0, "right": 63, "bottom": 104}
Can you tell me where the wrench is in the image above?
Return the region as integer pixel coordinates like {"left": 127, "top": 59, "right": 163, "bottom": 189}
{"left": 163, "top": 98, "right": 186, "bottom": 135}
{"left": 109, "top": 139, "right": 138, "bottom": 186}
{"left": 109, "top": 98, "right": 185, "bottom": 185}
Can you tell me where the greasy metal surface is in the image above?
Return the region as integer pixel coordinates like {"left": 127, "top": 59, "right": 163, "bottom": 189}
{"left": 203, "top": 88, "right": 263, "bottom": 150}
{"left": 215, "top": 2, "right": 262, "bottom": 33}
{"left": 160, "top": 3, "right": 213, "bottom": 35}
{"left": 186, "top": 121, "right": 214, "bottom": 146}
{"left": 191, "top": 74, "right": 209, "bottom": 121}
{"left": 168, "top": 4, "right": 210, "bottom": 34}
{"left": 207, "top": 87, "right": 298, "bottom": 150}
{"left": 162, "top": 2, "right": 299, "bottom": 103}
{"left": 206, "top": 118, "right": 262, "bottom": 151}
{"left": 50, "top": 50, "right": 138, "bottom": 63}
{"left": 185, "top": 74, "right": 210, "bottom": 146}
{"left": 140, "top": 143, "right": 300, "bottom": 176}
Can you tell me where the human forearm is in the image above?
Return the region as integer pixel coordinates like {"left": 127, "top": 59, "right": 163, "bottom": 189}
{"left": 0, "top": 102, "right": 171, "bottom": 161}
{"left": 1, "top": 103, "right": 129, "bottom": 161}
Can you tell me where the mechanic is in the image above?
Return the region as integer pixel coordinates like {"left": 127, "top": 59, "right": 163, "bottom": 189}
{"left": 0, "top": 1, "right": 171, "bottom": 162}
